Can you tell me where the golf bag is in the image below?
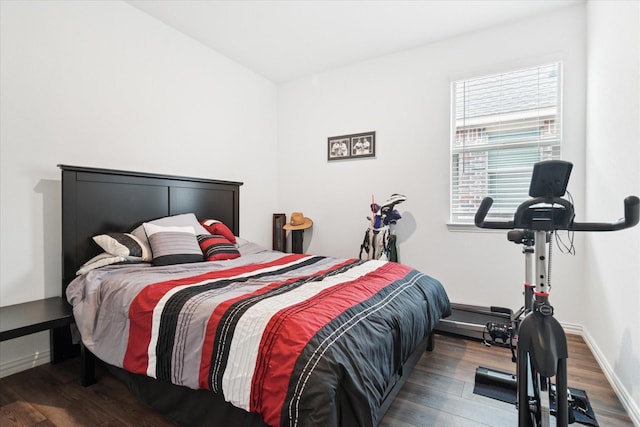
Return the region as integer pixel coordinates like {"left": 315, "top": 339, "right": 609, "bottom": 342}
{"left": 358, "top": 194, "right": 405, "bottom": 261}
{"left": 359, "top": 225, "right": 391, "bottom": 261}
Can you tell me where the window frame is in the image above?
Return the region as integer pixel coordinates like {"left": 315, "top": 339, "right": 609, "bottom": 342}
{"left": 449, "top": 62, "right": 563, "bottom": 227}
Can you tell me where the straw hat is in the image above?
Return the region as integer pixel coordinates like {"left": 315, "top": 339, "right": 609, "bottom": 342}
{"left": 283, "top": 212, "right": 313, "bottom": 230}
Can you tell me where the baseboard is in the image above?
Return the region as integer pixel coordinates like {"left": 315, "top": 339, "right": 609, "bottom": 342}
{"left": 576, "top": 326, "right": 640, "bottom": 426}
{"left": 559, "top": 321, "right": 583, "bottom": 336}
{"left": 0, "top": 349, "right": 51, "bottom": 379}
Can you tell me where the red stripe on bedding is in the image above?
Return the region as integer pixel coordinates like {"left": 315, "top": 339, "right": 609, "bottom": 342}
{"left": 253, "top": 262, "right": 412, "bottom": 427}
{"left": 197, "top": 258, "right": 357, "bottom": 390}
{"left": 123, "top": 254, "right": 305, "bottom": 374}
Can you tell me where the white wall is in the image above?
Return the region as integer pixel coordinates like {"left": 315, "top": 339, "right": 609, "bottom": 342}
{"left": 2, "top": 1, "right": 638, "bottom": 420}
{"left": 278, "top": 5, "right": 587, "bottom": 322}
{"left": 0, "top": 0, "right": 278, "bottom": 375}
{"left": 584, "top": 1, "right": 640, "bottom": 423}
{"left": 279, "top": 3, "right": 640, "bottom": 418}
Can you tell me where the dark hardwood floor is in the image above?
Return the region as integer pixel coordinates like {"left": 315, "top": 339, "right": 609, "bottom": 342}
{"left": 0, "top": 333, "right": 633, "bottom": 426}
{"left": 379, "top": 333, "right": 633, "bottom": 426}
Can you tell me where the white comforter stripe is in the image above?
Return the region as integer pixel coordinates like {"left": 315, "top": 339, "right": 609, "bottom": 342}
{"left": 147, "top": 279, "right": 211, "bottom": 377}
{"left": 147, "top": 255, "right": 317, "bottom": 378}
{"left": 221, "top": 260, "right": 385, "bottom": 410}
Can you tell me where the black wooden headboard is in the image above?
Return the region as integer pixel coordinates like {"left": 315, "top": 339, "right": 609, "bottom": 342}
{"left": 59, "top": 165, "right": 243, "bottom": 296}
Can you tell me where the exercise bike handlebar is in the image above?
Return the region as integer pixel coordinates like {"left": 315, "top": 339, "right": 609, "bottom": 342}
{"left": 475, "top": 195, "right": 640, "bottom": 232}
{"left": 571, "top": 195, "right": 640, "bottom": 231}
{"left": 474, "top": 197, "right": 514, "bottom": 229}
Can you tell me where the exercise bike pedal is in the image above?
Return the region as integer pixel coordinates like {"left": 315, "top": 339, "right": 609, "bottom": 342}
{"left": 474, "top": 366, "right": 517, "bottom": 390}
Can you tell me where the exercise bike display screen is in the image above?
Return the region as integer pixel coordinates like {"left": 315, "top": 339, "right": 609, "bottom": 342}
{"left": 529, "top": 160, "right": 573, "bottom": 198}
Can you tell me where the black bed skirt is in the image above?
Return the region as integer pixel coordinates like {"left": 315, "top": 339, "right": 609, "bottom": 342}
{"left": 106, "top": 363, "right": 268, "bottom": 427}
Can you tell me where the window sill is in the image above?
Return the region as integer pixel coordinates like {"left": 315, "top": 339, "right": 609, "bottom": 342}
{"left": 446, "top": 223, "right": 504, "bottom": 233}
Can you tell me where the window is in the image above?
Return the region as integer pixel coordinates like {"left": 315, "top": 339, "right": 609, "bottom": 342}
{"left": 450, "top": 63, "right": 562, "bottom": 224}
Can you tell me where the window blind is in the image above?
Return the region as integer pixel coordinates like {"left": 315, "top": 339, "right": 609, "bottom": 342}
{"left": 451, "top": 63, "right": 562, "bottom": 224}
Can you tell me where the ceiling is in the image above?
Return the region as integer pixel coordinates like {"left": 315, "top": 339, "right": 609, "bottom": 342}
{"left": 125, "top": 0, "right": 583, "bottom": 84}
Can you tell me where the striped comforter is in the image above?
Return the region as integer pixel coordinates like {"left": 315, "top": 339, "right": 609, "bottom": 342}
{"left": 67, "top": 251, "right": 450, "bottom": 427}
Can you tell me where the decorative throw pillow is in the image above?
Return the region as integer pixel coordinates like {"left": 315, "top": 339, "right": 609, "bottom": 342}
{"left": 200, "top": 219, "right": 237, "bottom": 244}
{"left": 197, "top": 234, "right": 241, "bottom": 261}
{"left": 132, "top": 213, "right": 210, "bottom": 246}
{"left": 143, "top": 223, "right": 203, "bottom": 266}
{"left": 93, "top": 232, "right": 151, "bottom": 261}
{"left": 76, "top": 252, "right": 128, "bottom": 275}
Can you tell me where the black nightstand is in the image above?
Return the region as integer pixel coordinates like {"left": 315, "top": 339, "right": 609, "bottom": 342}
{"left": 0, "top": 296, "right": 75, "bottom": 363}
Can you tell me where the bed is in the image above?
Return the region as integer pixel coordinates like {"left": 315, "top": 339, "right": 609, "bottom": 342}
{"left": 59, "top": 164, "right": 451, "bottom": 427}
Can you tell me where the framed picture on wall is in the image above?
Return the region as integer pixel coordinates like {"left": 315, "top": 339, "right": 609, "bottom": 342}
{"left": 350, "top": 132, "right": 375, "bottom": 159}
{"left": 272, "top": 213, "right": 286, "bottom": 252}
{"left": 327, "top": 131, "right": 375, "bottom": 161}
{"left": 327, "top": 136, "right": 351, "bottom": 160}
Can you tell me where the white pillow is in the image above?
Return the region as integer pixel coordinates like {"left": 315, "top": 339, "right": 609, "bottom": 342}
{"left": 93, "top": 232, "right": 151, "bottom": 261}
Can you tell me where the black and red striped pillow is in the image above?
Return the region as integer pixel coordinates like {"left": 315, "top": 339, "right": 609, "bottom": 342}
{"left": 197, "top": 234, "right": 240, "bottom": 261}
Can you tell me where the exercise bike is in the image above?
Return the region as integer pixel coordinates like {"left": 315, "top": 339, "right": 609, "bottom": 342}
{"left": 474, "top": 160, "right": 639, "bottom": 427}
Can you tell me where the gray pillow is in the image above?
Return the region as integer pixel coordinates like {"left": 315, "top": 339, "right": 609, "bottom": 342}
{"left": 143, "top": 223, "right": 203, "bottom": 266}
